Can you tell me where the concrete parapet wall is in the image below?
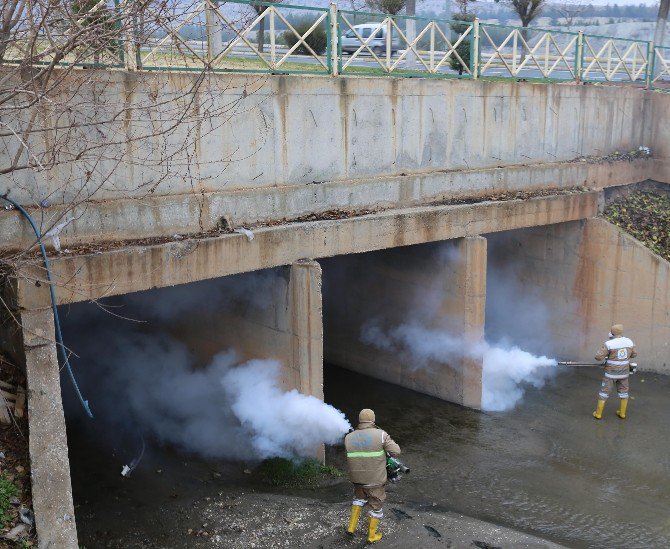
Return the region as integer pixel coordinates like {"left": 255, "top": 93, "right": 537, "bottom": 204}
{"left": 0, "top": 72, "right": 659, "bottom": 251}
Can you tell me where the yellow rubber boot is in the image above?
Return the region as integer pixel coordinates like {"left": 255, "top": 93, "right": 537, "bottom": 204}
{"left": 367, "top": 517, "right": 383, "bottom": 543}
{"left": 617, "top": 398, "right": 628, "bottom": 419}
{"left": 593, "top": 399, "right": 605, "bottom": 420}
{"left": 346, "top": 505, "right": 362, "bottom": 535}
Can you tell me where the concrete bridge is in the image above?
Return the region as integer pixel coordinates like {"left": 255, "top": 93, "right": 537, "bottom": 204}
{"left": 1, "top": 72, "right": 670, "bottom": 547}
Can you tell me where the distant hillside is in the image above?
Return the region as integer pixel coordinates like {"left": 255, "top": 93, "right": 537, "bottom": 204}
{"left": 266, "top": 0, "right": 661, "bottom": 43}
{"left": 575, "top": 22, "right": 663, "bottom": 45}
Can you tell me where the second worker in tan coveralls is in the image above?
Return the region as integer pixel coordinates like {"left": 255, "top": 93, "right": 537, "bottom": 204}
{"left": 593, "top": 324, "right": 637, "bottom": 420}
{"left": 344, "top": 408, "right": 401, "bottom": 543}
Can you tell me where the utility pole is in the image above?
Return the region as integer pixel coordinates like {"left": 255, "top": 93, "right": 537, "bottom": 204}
{"left": 405, "top": 0, "right": 417, "bottom": 68}
{"left": 655, "top": 0, "right": 670, "bottom": 48}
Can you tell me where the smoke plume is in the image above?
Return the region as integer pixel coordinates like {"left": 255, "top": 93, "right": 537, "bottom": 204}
{"left": 362, "top": 320, "right": 556, "bottom": 411}
{"left": 60, "top": 272, "right": 351, "bottom": 461}
{"left": 356, "top": 240, "right": 560, "bottom": 412}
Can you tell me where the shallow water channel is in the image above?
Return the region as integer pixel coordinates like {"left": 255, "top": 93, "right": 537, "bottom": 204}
{"left": 69, "top": 364, "right": 670, "bottom": 548}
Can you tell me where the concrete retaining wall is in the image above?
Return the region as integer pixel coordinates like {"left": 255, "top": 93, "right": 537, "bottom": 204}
{"left": 486, "top": 219, "right": 670, "bottom": 374}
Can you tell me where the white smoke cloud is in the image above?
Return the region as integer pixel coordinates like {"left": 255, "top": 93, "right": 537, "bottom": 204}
{"left": 481, "top": 345, "right": 556, "bottom": 411}
{"left": 362, "top": 320, "right": 556, "bottom": 411}
{"left": 223, "top": 360, "right": 351, "bottom": 457}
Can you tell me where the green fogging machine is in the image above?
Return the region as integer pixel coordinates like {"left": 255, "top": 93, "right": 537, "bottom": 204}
{"left": 386, "top": 455, "right": 410, "bottom": 483}
{"left": 557, "top": 361, "right": 638, "bottom": 374}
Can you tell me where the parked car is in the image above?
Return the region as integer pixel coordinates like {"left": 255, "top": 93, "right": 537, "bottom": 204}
{"left": 341, "top": 23, "right": 400, "bottom": 55}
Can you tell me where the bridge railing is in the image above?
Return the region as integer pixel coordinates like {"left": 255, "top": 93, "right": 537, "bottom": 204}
{"left": 5, "top": 0, "right": 666, "bottom": 89}
{"left": 478, "top": 23, "right": 579, "bottom": 81}
{"left": 337, "top": 10, "right": 474, "bottom": 78}
{"left": 580, "top": 34, "right": 650, "bottom": 83}
{"left": 133, "top": 0, "right": 333, "bottom": 74}
{"left": 651, "top": 46, "right": 670, "bottom": 90}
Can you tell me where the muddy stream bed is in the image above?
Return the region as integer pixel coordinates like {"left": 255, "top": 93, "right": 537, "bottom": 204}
{"left": 68, "top": 365, "right": 670, "bottom": 548}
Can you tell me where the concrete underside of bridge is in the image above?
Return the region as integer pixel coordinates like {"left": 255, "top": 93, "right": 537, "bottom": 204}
{"left": 2, "top": 73, "right": 670, "bottom": 548}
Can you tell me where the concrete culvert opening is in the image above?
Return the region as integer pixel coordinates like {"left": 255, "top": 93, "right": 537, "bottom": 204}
{"left": 58, "top": 267, "right": 352, "bottom": 547}
{"left": 321, "top": 240, "right": 486, "bottom": 409}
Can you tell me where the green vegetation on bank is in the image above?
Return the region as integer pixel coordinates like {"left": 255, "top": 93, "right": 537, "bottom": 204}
{"left": 0, "top": 473, "right": 18, "bottom": 528}
{"left": 258, "top": 457, "right": 343, "bottom": 487}
{"left": 603, "top": 191, "right": 670, "bottom": 261}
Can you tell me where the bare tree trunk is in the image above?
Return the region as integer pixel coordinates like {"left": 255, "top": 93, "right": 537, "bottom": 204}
{"left": 655, "top": 0, "right": 670, "bottom": 48}
{"left": 519, "top": 22, "right": 530, "bottom": 66}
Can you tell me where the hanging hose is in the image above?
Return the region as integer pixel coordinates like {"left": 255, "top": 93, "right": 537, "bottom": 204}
{"left": 121, "top": 424, "right": 146, "bottom": 477}
{"left": 1, "top": 193, "right": 93, "bottom": 418}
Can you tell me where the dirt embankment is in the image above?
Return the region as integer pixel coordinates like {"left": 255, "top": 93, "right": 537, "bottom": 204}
{"left": 0, "top": 354, "right": 35, "bottom": 547}
{"left": 602, "top": 191, "right": 670, "bottom": 261}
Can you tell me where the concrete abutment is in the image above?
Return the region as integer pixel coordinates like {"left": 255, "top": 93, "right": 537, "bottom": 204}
{"left": 2, "top": 284, "right": 79, "bottom": 549}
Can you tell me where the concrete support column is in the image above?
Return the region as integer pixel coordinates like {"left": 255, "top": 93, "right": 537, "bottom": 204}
{"left": 289, "top": 260, "right": 324, "bottom": 461}
{"left": 289, "top": 260, "right": 324, "bottom": 402}
{"left": 453, "top": 237, "right": 486, "bottom": 409}
{"left": 13, "top": 275, "right": 78, "bottom": 549}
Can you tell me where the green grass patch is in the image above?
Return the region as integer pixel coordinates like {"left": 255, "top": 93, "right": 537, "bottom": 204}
{"left": 258, "top": 457, "right": 343, "bottom": 487}
{"left": 0, "top": 474, "right": 18, "bottom": 528}
{"left": 603, "top": 191, "right": 670, "bottom": 260}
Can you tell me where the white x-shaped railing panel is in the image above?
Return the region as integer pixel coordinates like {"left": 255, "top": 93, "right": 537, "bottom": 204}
{"left": 140, "top": 1, "right": 209, "bottom": 67}
{"left": 480, "top": 26, "right": 577, "bottom": 79}
{"left": 339, "top": 14, "right": 472, "bottom": 75}
{"left": 140, "top": 1, "right": 330, "bottom": 71}
{"left": 582, "top": 37, "right": 648, "bottom": 81}
{"left": 210, "top": 3, "right": 329, "bottom": 71}
{"left": 652, "top": 48, "right": 670, "bottom": 85}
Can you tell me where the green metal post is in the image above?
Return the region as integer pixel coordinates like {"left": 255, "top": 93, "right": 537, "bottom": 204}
{"left": 472, "top": 18, "right": 479, "bottom": 79}
{"left": 646, "top": 41, "right": 653, "bottom": 89}
{"left": 330, "top": 3, "right": 338, "bottom": 75}
{"left": 576, "top": 31, "right": 583, "bottom": 83}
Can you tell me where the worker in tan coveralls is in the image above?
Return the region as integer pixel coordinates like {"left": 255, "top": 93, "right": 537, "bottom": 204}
{"left": 593, "top": 324, "right": 637, "bottom": 420}
{"left": 344, "top": 408, "right": 401, "bottom": 543}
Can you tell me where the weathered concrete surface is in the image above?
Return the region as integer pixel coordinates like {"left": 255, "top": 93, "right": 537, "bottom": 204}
{"left": 453, "top": 237, "right": 487, "bottom": 408}
{"left": 164, "top": 262, "right": 323, "bottom": 396}
{"left": 323, "top": 237, "right": 485, "bottom": 407}
{"left": 0, "top": 71, "right": 658, "bottom": 252}
{"left": 0, "top": 158, "right": 652, "bottom": 252}
{"left": 650, "top": 91, "right": 670, "bottom": 184}
{"left": 3, "top": 73, "right": 653, "bottom": 202}
{"left": 16, "top": 191, "right": 599, "bottom": 307}
{"left": 289, "top": 260, "right": 324, "bottom": 401}
{"left": 17, "top": 304, "right": 78, "bottom": 549}
{"left": 575, "top": 218, "right": 670, "bottom": 373}
{"left": 486, "top": 218, "right": 670, "bottom": 374}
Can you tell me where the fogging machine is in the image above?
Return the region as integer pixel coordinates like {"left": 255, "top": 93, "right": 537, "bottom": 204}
{"left": 386, "top": 456, "right": 410, "bottom": 483}
{"left": 557, "top": 361, "right": 638, "bottom": 374}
